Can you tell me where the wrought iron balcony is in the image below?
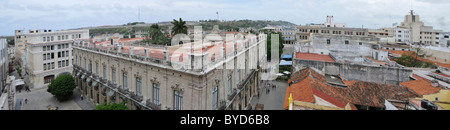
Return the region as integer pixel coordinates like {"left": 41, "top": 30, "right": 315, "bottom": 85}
{"left": 217, "top": 100, "right": 226, "bottom": 110}
{"left": 227, "top": 88, "right": 237, "bottom": 101}
{"left": 146, "top": 99, "right": 161, "bottom": 110}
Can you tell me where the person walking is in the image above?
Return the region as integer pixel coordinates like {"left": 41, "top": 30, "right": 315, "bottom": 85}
{"left": 80, "top": 94, "right": 84, "bottom": 100}
{"left": 25, "top": 98, "right": 28, "bottom": 104}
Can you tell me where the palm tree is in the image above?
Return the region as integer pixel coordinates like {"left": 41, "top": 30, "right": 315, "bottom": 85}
{"left": 142, "top": 24, "right": 170, "bottom": 45}
{"left": 171, "top": 18, "right": 188, "bottom": 36}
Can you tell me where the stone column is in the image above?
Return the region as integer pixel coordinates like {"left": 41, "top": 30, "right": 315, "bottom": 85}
{"left": 144, "top": 48, "right": 149, "bottom": 58}
{"left": 164, "top": 50, "right": 169, "bottom": 61}
{"left": 221, "top": 47, "right": 225, "bottom": 59}
{"left": 129, "top": 46, "right": 134, "bottom": 58}
{"left": 107, "top": 45, "right": 110, "bottom": 53}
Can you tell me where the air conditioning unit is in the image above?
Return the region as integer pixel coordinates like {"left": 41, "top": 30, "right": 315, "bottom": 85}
{"left": 421, "top": 99, "right": 438, "bottom": 110}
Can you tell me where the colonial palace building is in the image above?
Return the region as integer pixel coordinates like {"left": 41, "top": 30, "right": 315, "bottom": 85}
{"left": 72, "top": 31, "right": 267, "bottom": 110}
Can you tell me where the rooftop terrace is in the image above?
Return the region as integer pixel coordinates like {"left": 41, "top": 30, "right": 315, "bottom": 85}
{"left": 73, "top": 32, "right": 267, "bottom": 74}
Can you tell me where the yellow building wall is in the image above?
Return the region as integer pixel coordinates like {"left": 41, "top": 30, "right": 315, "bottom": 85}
{"left": 418, "top": 90, "right": 450, "bottom": 110}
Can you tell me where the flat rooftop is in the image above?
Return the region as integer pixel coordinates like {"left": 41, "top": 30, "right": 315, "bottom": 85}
{"left": 295, "top": 53, "right": 336, "bottom": 62}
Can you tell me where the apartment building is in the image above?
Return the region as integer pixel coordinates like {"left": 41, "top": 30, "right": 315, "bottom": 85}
{"left": 296, "top": 16, "right": 368, "bottom": 41}
{"left": 72, "top": 31, "right": 267, "bottom": 110}
{"left": 401, "top": 10, "right": 445, "bottom": 46}
{"left": 282, "top": 29, "right": 296, "bottom": 44}
{"left": 372, "top": 26, "right": 411, "bottom": 44}
{"left": 24, "top": 29, "right": 89, "bottom": 89}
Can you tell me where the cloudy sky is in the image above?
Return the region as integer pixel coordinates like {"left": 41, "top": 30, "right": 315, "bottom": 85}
{"left": 0, "top": 0, "right": 449, "bottom": 36}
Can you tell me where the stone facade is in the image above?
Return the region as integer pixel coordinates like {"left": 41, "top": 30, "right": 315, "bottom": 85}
{"left": 296, "top": 34, "right": 379, "bottom": 56}
{"left": 25, "top": 29, "right": 89, "bottom": 89}
{"left": 72, "top": 33, "right": 267, "bottom": 110}
{"left": 292, "top": 58, "right": 412, "bottom": 85}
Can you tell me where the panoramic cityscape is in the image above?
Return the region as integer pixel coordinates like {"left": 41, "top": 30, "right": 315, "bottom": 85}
{"left": 1, "top": 0, "right": 450, "bottom": 111}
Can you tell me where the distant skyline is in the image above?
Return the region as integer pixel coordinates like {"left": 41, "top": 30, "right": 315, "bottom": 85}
{"left": 1, "top": 0, "right": 449, "bottom": 36}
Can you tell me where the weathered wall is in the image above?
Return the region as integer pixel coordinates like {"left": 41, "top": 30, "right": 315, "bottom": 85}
{"left": 293, "top": 59, "right": 412, "bottom": 85}
{"left": 297, "top": 34, "right": 379, "bottom": 56}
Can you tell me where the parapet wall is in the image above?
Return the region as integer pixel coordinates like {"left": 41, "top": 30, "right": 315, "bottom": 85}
{"left": 293, "top": 59, "right": 412, "bottom": 85}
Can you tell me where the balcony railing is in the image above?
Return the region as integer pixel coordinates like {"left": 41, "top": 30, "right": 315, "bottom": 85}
{"left": 146, "top": 99, "right": 161, "bottom": 110}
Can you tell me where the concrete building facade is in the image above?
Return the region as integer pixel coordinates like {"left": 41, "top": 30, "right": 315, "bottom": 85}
{"left": 295, "top": 34, "right": 379, "bottom": 56}
{"left": 1, "top": 39, "right": 8, "bottom": 93}
{"left": 24, "top": 29, "right": 89, "bottom": 89}
{"left": 296, "top": 25, "right": 369, "bottom": 41}
{"left": 401, "top": 10, "right": 445, "bottom": 46}
{"left": 72, "top": 32, "right": 267, "bottom": 110}
{"left": 281, "top": 29, "right": 296, "bottom": 44}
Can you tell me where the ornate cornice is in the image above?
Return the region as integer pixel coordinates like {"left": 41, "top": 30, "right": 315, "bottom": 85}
{"left": 215, "top": 79, "right": 221, "bottom": 85}
{"left": 171, "top": 83, "right": 184, "bottom": 93}
{"left": 150, "top": 77, "right": 160, "bottom": 84}
{"left": 134, "top": 72, "right": 142, "bottom": 79}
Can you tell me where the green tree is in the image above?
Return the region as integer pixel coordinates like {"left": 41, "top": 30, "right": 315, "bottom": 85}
{"left": 396, "top": 52, "right": 434, "bottom": 68}
{"left": 47, "top": 74, "right": 76, "bottom": 101}
{"left": 95, "top": 102, "right": 128, "bottom": 110}
{"left": 142, "top": 24, "right": 170, "bottom": 45}
{"left": 171, "top": 18, "right": 188, "bottom": 36}
{"left": 262, "top": 30, "right": 284, "bottom": 61}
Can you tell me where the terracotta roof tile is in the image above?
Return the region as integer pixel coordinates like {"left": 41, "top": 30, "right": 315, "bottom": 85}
{"left": 285, "top": 68, "right": 419, "bottom": 109}
{"left": 311, "top": 88, "right": 347, "bottom": 108}
{"left": 295, "top": 53, "right": 336, "bottom": 62}
{"left": 288, "top": 67, "right": 327, "bottom": 84}
{"left": 401, "top": 79, "right": 441, "bottom": 95}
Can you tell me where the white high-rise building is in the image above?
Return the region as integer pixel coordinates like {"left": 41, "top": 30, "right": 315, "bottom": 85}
{"left": 401, "top": 10, "right": 445, "bottom": 46}
{"left": 23, "top": 29, "right": 89, "bottom": 89}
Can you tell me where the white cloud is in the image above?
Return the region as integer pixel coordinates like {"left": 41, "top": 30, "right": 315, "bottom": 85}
{"left": 0, "top": 0, "right": 449, "bottom": 36}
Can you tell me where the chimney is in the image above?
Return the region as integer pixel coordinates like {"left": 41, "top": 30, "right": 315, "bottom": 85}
{"left": 107, "top": 45, "right": 111, "bottom": 53}
{"left": 129, "top": 46, "right": 134, "bottom": 57}
{"left": 118, "top": 45, "right": 122, "bottom": 53}
{"left": 221, "top": 47, "right": 225, "bottom": 58}
{"left": 144, "top": 48, "right": 149, "bottom": 58}
{"left": 431, "top": 80, "right": 439, "bottom": 88}
{"left": 164, "top": 50, "right": 169, "bottom": 61}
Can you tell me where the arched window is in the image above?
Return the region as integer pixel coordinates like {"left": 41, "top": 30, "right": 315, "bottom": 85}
{"left": 174, "top": 90, "right": 183, "bottom": 110}
{"left": 44, "top": 75, "right": 55, "bottom": 84}
{"left": 153, "top": 83, "right": 159, "bottom": 105}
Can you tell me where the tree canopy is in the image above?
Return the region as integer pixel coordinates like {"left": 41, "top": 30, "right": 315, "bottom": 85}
{"left": 95, "top": 102, "right": 128, "bottom": 110}
{"left": 142, "top": 24, "right": 170, "bottom": 45}
{"left": 262, "top": 30, "right": 284, "bottom": 61}
{"left": 171, "top": 18, "right": 188, "bottom": 36}
{"left": 47, "top": 74, "right": 77, "bottom": 101}
{"left": 396, "top": 52, "right": 433, "bottom": 68}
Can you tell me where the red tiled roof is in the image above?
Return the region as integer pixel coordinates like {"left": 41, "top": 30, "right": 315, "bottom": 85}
{"left": 311, "top": 88, "right": 347, "bottom": 108}
{"left": 284, "top": 77, "right": 316, "bottom": 109}
{"left": 288, "top": 67, "right": 327, "bottom": 84}
{"left": 284, "top": 76, "right": 355, "bottom": 110}
{"left": 295, "top": 53, "right": 336, "bottom": 62}
{"left": 387, "top": 50, "right": 450, "bottom": 69}
{"left": 342, "top": 80, "right": 357, "bottom": 86}
{"left": 285, "top": 68, "right": 419, "bottom": 109}
{"left": 433, "top": 72, "right": 450, "bottom": 78}
{"left": 401, "top": 79, "right": 441, "bottom": 95}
